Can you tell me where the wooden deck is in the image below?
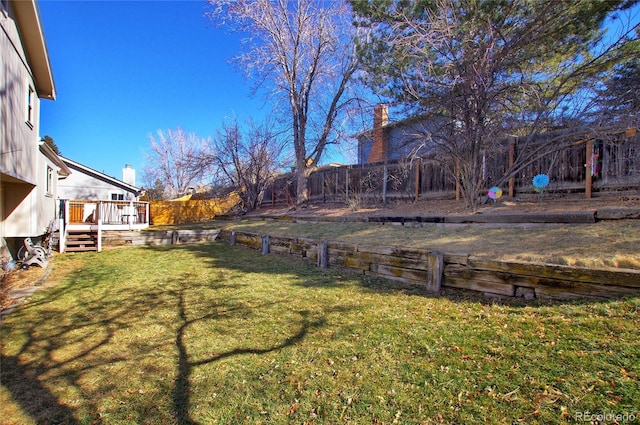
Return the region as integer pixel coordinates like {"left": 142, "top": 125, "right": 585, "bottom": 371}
{"left": 59, "top": 200, "right": 150, "bottom": 253}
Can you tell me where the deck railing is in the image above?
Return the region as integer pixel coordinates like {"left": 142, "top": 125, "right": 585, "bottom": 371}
{"left": 62, "top": 200, "right": 150, "bottom": 228}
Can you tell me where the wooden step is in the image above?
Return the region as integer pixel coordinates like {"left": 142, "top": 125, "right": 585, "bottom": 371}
{"left": 65, "top": 231, "right": 98, "bottom": 252}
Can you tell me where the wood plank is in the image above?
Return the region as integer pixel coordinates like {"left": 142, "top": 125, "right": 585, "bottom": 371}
{"left": 327, "top": 241, "right": 357, "bottom": 253}
{"left": 65, "top": 246, "right": 98, "bottom": 252}
{"left": 393, "top": 247, "right": 431, "bottom": 261}
{"left": 371, "top": 263, "right": 428, "bottom": 284}
{"left": 290, "top": 238, "right": 317, "bottom": 257}
{"left": 269, "top": 245, "right": 290, "bottom": 255}
{"left": 426, "top": 252, "right": 443, "bottom": 292}
{"left": 365, "top": 270, "right": 424, "bottom": 286}
{"left": 305, "top": 247, "right": 318, "bottom": 261}
{"left": 444, "top": 252, "right": 469, "bottom": 266}
{"left": 357, "top": 245, "right": 398, "bottom": 256}
{"left": 535, "top": 281, "right": 640, "bottom": 300}
{"left": 329, "top": 254, "right": 370, "bottom": 271}
{"left": 444, "top": 266, "right": 563, "bottom": 292}
{"left": 266, "top": 235, "right": 294, "bottom": 247}
{"left": 444, "top": 275, "right": 516, "bottom": 297}
{"left": 596, "top": 207, "right": 640, "bottom": 220}
{"left": 445, "top": 211, "right": 596, "bottom": 224}
{"left": 335, "top": 250, "right": 428, "bottom": 271}
{"left": 235, "top": 232, "right": 262, "bottom": 249}
{"left": 467, "top": 257, "right": 640, "bottom": 288}
{"left": 446, "top": 263, "right": 640, "bottom": 299}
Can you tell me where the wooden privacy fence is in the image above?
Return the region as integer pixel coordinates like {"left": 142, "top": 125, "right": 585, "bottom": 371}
{"left": 261, "top": 136, "right": 640, "bottom": 207}
{"left": 150, "top": 192, "right": 240, "bottom": 225}
{"left": 219, "top": 229, "right": 640, "bottom": 301}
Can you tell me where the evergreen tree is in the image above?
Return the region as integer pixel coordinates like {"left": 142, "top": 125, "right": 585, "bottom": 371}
{"left": 41, "top": 135, "right": 61, "bottom": 155}
{"left": 351, "top": 0, "right": 637, "bottom": 209}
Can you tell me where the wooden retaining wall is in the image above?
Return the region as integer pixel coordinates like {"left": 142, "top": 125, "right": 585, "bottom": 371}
{"left": 102, "top": 230, "right": 221, "bottom": 247}
{"left": 218, "top": 229, "right": 640, "bottom": 301}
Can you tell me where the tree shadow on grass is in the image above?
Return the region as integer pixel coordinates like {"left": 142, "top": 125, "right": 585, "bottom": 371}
{"left": 1, "top": 271, "right": 123, "bottom": 425}
{"left": 173, "top": 239, "right": 633, "bottom": 309}
{"left": 2, "top": 245, "right": 346, "bottom": 425}
{"left": 3, "top": 240, "right": 625, "bottom": 424}
{"left": 171, "top": 283, "right": 335, "bottom": 425}
{"left": 1, "top": 262, "right": 185, "bottom": 424}
{"left": 0, "top": 354, "right": 79, "bottom": 424}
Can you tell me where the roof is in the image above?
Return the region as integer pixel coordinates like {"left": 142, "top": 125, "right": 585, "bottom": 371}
{"left": 9, "top": 0, "right": 56, "bottom": 99}
{"left": 60, "top": 156, "right": 141, "bottom": 194}
{"left": 39, "top": 142, "right": 71, "bottom": 177}
{"left": 352, "top": 112, "right": 439, "bottom": 139}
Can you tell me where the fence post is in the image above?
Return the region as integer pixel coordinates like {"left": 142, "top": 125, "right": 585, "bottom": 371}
{"left": 230, "top": 231, "right": 236, "bottom": 246}
{"left": 262, "top": 235, "right": 270, "bottom": 255}
{"left": 58, "top": 216, "right": 66, "bottom": 253}
{"left": 317, "top": 241, "right": 328, "bottom": 268}
{"left": 129, "top": 200, "right": 134, "bottom": 230}
{"left": 426, "top": 251, "right": 443, "bottom": 292}
{"left": 383, "top": 164, "right": 388, "bottom": 204}
{"left": 585, "top": 140, "right": 593, "bottom": 199}
{"left": 414, "top": 159, "right": 421, "bottom": 202}
{"left": 509, "top": 142, "right": 515, "bottom": 198}
{"left": 455, "top": 160, "right": 461, "bottom": 201}
{"left": 96, "top": 201, "right": 101, "bottom": 223}
{"left": 345, "top": 167, "right": 350, "bottom": 202}
{"left": 97, "top": 219, "right": 103, "bottom": 252}
{"left": 322, "top": 171, "right": 326, "bottom": 203}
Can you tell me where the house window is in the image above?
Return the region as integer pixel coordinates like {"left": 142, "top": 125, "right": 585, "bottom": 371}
{"left": 111, "top": 193, "right": 124, "bottom": 201}
{"left": 46, "top": 166, "right": 53, "bottom": 195}
{"left": 26, "top": 85, "right": 35, "bottom": 128}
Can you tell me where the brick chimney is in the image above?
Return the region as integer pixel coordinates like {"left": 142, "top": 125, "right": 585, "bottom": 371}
{"left": 367, "top": 104, "right": 388, "bottom": 163}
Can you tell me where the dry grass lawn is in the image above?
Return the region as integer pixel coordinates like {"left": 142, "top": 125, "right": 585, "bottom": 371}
{"left": 220, "top": 192, "right": 640, "bottom": 271}
{"left": 219, "top": 219, "right": 640, "bottom": 270}
{"left": 1, "top": 244, "right": 638, "bottom": 424}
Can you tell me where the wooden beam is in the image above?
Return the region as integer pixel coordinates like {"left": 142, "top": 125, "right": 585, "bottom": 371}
{"left": 508, "top": 142, "right": 515, "bottom": 198}
{"left": 585, "top": 140, "right": 593, "bottom": 199}
{"left": 414, "top": 159, "right": 421, "bottom": 202}
{"left": 317, "top": 240, "right": 328, "bottom": 268}
{"left": 426, "top": 252, "right": 443, "bottom": 292}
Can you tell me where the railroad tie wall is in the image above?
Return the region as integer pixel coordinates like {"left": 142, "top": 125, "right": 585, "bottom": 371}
{"left": 218, "top": 230, "right": 640, "bottom": 301}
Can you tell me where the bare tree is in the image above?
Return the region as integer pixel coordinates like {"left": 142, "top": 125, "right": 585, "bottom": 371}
{"left": 142, "top": 127, "right": 213, "bottom": 200}
{"left": 207, "top": 0, "right": 360, "bottom": 206}
{"left": 211, "top": 117, "right": 286, "bottom": 211}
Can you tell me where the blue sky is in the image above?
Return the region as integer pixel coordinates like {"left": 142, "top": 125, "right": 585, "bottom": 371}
{"left": 37, "top": 1, "right": 639, "bottom": 187}
{"left": 39, "top": 0, "right": 267, "bottom": 184}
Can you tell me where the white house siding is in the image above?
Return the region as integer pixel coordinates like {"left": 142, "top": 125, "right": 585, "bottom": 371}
{"left": 1, "top": 4, "right": 41, "bottom": 238}
{"left": 1, "top": 1, "right": 59, "bottom": 246}
{"left": 58, "top": 165, "right": 139, "bottom": 201}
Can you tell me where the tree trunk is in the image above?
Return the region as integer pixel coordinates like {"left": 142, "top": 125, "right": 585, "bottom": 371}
{"left": 296, "top": 155, "right": 309, "bottom": 207}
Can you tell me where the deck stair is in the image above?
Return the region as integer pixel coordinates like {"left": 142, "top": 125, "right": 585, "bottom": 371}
{"left": 65, "top": 230, "right": 99, "bottom": 252}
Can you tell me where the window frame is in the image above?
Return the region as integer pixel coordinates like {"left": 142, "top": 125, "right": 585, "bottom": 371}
{"left": 45, "top": 165, "right": 53, "bottom": 196}
{"left": 26, "top": 85, "right": 35, "bottom": 128}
